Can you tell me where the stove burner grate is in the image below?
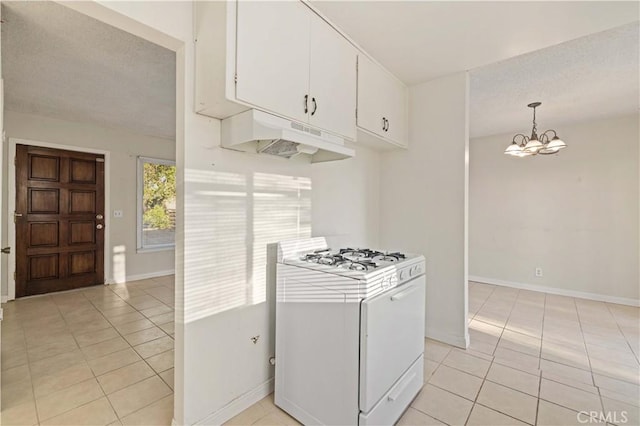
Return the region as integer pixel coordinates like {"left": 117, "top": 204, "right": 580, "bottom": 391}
{"left": 300, "top": 247, "right": 407, "bottom": 271}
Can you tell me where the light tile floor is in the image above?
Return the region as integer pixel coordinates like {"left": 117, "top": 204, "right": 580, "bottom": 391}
{"left": 228, "top": 282, "right": 640, "bottom": 426}
{"left": 3, "top": 280, "right": 638, "bottom": 425}
{"left": 1, "top": 275, "right": 175, "bottom": 426}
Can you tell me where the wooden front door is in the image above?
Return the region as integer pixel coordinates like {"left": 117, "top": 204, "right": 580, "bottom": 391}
{"left": 15, "top": 145, "right": 105, "bottom": 297}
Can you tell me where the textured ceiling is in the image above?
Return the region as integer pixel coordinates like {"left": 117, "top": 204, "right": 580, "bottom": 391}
{"left": 1, "top": 1, "right": 176, "bottom": 140}
{"left": 2, "top": 2, "right": 637, "bottom": 142}
{"left": 470, "top": 22, "right": 639, "bottom": 139}
{"left": 312, "top": 1, "right": 639, "bottom": 86}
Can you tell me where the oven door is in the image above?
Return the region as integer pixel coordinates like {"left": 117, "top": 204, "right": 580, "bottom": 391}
{"left": 359, "top": 275, "right": 425, "bottom": 413}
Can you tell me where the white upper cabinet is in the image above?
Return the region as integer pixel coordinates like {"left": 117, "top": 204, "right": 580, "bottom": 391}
{"left": 235, "top": 1, "right": 311, "bottom": 124}
{"left": 308, "top": 13, "right": 357, "bottom": 140}
{"left": 195, "top": 1, "right": 402, "bottom": 147}
{"left": 234, "top": 1, "right": 356, "bottom": 140}
{"left": 357, "top": 54, "right": 408, "bottom": 148}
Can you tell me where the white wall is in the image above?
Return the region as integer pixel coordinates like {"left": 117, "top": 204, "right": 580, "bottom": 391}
{"left": 2, "top": 110, "right": 176, "bottom": 296}
{"left": 470, "top": 114, "right": 640, "bottom": 304}
{"left": 180, "top": 128, "right": 381, "bottom": 424}
{"left": 380, "top": 72, "right": 470, "bottom": 348}
{"left": 312, "top": 145, "right": 380, "bottom": 249}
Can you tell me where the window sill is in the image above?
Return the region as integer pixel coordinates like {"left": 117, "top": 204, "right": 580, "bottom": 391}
{"left": 136, "top": 246, "right": 175, "bottom": 254}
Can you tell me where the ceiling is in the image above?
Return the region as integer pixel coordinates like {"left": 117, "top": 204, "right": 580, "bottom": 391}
{"left": 470, "top": 22, "right": 639, "bottom": 139}
{"left": 1, "top": 1, "right": 176, "bottom": 140}
{"left": 312, "top": 1, "right": 638, "bottom": 86}
{"left": 1, "top": 2, "right": 637, "bottom": 142}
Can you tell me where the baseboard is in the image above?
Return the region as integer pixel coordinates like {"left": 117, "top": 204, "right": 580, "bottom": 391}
{"left": 107, "top": 269, "right": 175, "bottom": 284}
{"left": 469, "top": 275, "right": 640, "bottom": 307}
{"left": 426, "top": 328, "right": 469, "bottom": 349}
{"left": 195, "top": 378, "right": 274, "bottom": 425}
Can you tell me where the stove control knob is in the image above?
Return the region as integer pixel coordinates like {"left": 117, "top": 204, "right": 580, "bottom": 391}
{"left": 399, "top": 270, "right": 405, "bottom": 280}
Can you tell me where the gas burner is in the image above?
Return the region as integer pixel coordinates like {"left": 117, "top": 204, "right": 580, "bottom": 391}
{"left": 337, "top": 259, "right": 377, "bottom": 271}
{"left": 372, "top": 252, "right": 406, "bottom": 263}
{"left": 317, "top": 255, "right": 346, "bottom": 266}
{"left": 339, "top": 248, "right": 385, "bottom": 260}
{"left": 372, "top": 255, "right": 399, "bottom": 263}
{"left": 386, "top": 252, "right": 406, "bottom": 260}
{"left": 301, "top": 253, "right": 324, "bottom": 262}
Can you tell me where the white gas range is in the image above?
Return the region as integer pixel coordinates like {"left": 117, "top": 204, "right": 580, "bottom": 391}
{"left": 274, "top": 237, "right": 426, "bottom": 425}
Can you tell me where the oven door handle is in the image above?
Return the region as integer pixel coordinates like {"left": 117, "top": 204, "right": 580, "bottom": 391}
{"left": 388, "top": 372, "right": 417, "bottom": 402}
{"left": 390, "top": 284, "right": 420, "bottom": 302}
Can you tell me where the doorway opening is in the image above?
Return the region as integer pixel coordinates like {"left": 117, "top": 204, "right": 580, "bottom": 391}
{"left": 1, "top": 1, "right": 181, "bottom": 424}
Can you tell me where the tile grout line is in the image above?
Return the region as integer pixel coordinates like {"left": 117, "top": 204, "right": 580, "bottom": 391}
{"left": 573, "top": 297, "right": 606, "bottom": 415}
{"left": 21, "top": 301, "right": 41, "bottom": 426}
{"left": 604, "top": 302, "right": 640, "bottom": 365}
{"left": 463, "top": 287, "right": 532, "bottom": 425}
{"left": 33, "top": 292, "right": 106, "bottom": 425}
{"left": 534, "top": 292, "right": 548, "bottom": 426}
{"left": 81, "top": 286, "right": 128, "bottom": 424}
{"left": 94, "top": 281, "right": 175, "bottom": 421}
{"left": 16, "top": 279, "right": 174, "bottom": 424}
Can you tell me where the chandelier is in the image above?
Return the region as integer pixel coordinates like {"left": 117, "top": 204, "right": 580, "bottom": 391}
{"left": 504, "top": 102, "right": 567, "bottom": 157}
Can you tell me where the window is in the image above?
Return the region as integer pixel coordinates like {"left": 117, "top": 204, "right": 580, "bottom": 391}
{"left": 137, "top": 157, "right": 176, "bottom": 251}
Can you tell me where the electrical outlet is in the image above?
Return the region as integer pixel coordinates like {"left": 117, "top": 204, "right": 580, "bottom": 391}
{"left": 535, "top": 267, "right": 543, "bottom": 277}
{"left": 113, "top": 210, "right": 123, "bottom": 218}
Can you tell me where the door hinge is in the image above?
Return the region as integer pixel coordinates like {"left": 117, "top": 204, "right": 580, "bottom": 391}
{"left": 14, "top": 156, "right": 16, "bottom": 165}
{"left": 355, "top": 109, "right": 358, "bottom": 119}
{"left": 13, "top": 272, "right": 16, "bottom": 281}
{"left": 234, "top": 73, "right": 238, "bottom": 84}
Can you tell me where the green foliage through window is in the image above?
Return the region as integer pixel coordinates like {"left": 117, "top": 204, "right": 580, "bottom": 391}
{"left": 142, "top": 162, "right": 176, "bottom": 231}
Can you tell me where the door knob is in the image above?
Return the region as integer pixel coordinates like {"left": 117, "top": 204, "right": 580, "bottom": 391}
{"left": 96, "top": 224, "right": 104, "bottom": 230}
{"left": 96, "top": 214, "right": 104, "bottom": 220}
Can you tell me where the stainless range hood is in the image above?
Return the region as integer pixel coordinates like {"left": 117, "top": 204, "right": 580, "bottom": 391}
{"left": 221, "top": 110, "right": 355, "bottom": 163}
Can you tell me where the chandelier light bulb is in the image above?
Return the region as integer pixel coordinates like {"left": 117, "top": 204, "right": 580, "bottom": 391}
{"left": 546, "top": 136, "right": 567, "bottom": 150}
{"left": 523, "top": 137, "right": 543, "bottom": 153}
{"left": 504, "top": 143, "right": 523, "bottom": 156}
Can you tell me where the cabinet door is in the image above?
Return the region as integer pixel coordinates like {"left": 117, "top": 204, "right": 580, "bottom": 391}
{"left": 383, "top": 77, "right": 408, "bottom": 147}
{"left": 357, "top": 54, "right": 389, "bottom": 138}
{"left": 235, "top": 1, "right": 311, "bottom": 123}
{"left": 357, "top": 55, "right": 408, "bottom": 147}
{"left": 308, "top": 14, "right": 357, "bottom": 140}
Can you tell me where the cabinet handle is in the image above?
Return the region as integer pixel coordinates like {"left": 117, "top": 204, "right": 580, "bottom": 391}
{"left": 311, "top": 97, "right": 317, "bottom": 116}
{"left": 304, "top": 95, "right": 308, "bottom": 114}
{"left": 385, "top": 119, "right": 390, "bottom": 132}
{"left": 382, "top": 117, "right": 386, "bottom": 131}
